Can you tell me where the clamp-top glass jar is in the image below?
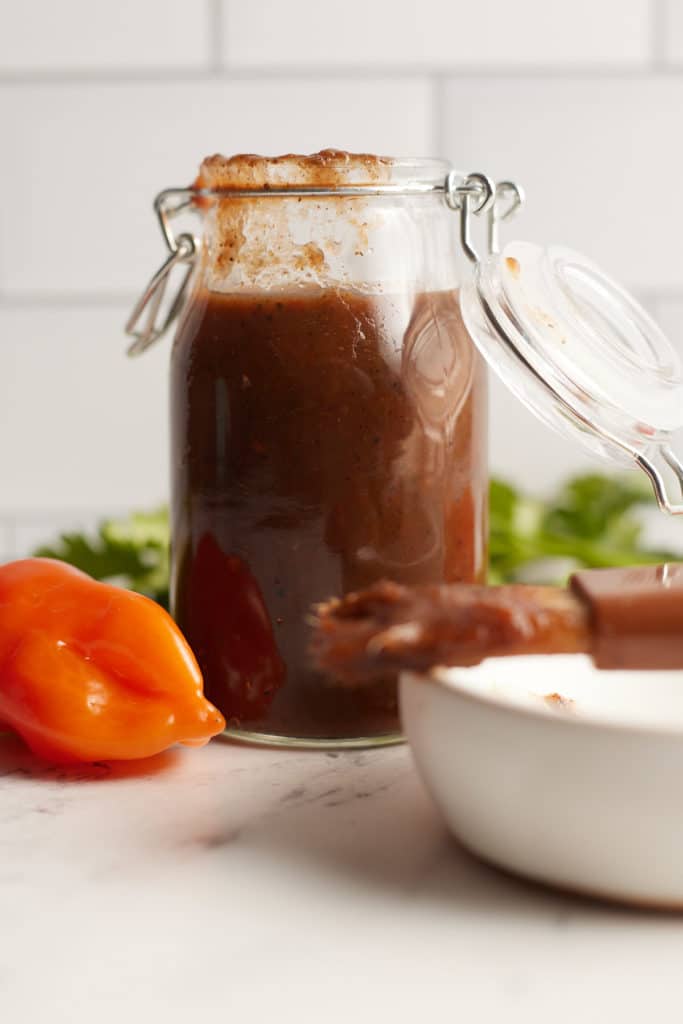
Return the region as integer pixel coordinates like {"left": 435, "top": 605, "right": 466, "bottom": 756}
{"left": 127, "top": 148, "right": 683, "bottom": 748}
{"left": 128, "top": 151, "right": 493, "bottom": 746}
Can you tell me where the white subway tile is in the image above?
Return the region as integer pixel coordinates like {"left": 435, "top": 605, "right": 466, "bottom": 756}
{"left": 639, "top": 502, "right": 683, "bottom": 553}
{"left": 488, "top": 373, "right": 606, "bottom": 494}
{"left": 443, "top": 76, "right": 683, "bottom": 293}
{"left": 0, "top": 78, "right": 434, "bottom": 296}
{"left": 13, "top": 511, "right": 128, "bottom": 559}
{"left": 663, "top": 1, "right": 683, "bottom": 64}
{"left": 648, "top": 293, "right": 683, "bottom": 343}
{"left": 0, "top": 305, "right": 169, "bottom": 511}
{"left": 0, "top": 0, "right": 210, "bottom": 72}
{"left": 0, "top": 520, "right": 13, "bottom": 562}
{"left": 221, "top": 0, "right": 651, "bottom": 69}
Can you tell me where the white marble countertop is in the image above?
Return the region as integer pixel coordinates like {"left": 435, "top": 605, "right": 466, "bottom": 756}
{"left": 2, "top": 736, "right": 683, "bottom": 1023}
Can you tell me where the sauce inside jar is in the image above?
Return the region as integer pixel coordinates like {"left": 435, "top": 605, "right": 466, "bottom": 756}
{"left": 170, "top": 284, "right": 487, "bottom": 740}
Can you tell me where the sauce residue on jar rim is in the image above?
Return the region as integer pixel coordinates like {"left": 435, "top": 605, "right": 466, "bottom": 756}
{"left": 197, "top": 148, "right": 393, "bottom": 191}
{"left": 195, "top": 150, "right": 405, "bottom": 290}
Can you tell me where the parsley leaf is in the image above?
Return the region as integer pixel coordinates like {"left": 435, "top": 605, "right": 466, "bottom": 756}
{"left": 34, "top": 507, "right": 170, "bottom": 608}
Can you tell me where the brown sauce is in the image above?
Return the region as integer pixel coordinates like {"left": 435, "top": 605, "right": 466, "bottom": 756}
{"left": 170, "top": 285, "right": 486, "bottom": 739}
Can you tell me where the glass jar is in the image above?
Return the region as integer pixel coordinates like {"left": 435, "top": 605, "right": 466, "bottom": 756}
{"left": 131, "top": 151, "right": 488, "bottom": 747}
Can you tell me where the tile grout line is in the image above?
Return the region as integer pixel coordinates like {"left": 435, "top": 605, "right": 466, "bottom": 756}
{"left": 0, "top": 65, "right": 682, "bottom": 85}
{"left": 209, "top": 0, "right": 224, "bottom": 72}
{"left": 0, "top": 292, "right": 137, "bottom": 309}
{"left": 6, "top": 508, "right": 131, "bottom": 520}
{"left": 651, "top": 0, "right": 668, "bottom": 70}
{"left": 2, "top": 519, "right": 17, "bottom": 559}
{"left": 636, "top": 286, "right": 683, "bottom": 307}
{"left": 432, "top": 74, "right": 447, "bottom": 160}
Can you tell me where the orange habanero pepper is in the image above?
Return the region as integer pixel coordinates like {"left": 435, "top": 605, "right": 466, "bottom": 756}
{"left": 0, "top": 558, "right": 225, "bottom": 764}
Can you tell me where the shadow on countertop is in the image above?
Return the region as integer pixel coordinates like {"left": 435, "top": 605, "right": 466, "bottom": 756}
{"left": 0, "top": 731, "right": 676, "bottom": 924}
{"left": 0, "top": 732, "right": 181, "bottom": 782}
{"left": 189, "top": 745, "right": 674, "bottom": 925}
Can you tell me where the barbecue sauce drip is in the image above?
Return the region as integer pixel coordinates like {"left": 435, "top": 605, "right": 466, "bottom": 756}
{"left": 170, "top": 286, "right": 486, "bottom": 739}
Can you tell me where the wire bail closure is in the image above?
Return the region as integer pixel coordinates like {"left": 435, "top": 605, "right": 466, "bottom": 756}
{"left": 636, "top": 448, "right": 683, "bottom": 515}
{"left": 444, "top": 172, "right": 525, "bottom": 264}
{"left": 125, "top": 234, "right": 195, "bottom": 356}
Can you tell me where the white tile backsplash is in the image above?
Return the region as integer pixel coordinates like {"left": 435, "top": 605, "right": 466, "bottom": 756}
{"left": 442, "top": 75, "right": 683, "bottom": 293}
{"left": 0, "top": 78, "right": 435, "bottom": 297}
{"left": 663, "top": 1, "right": 683, "bottom": 64}
{"left": 0, "top": 520, "right": 13, "bottom": 563}
{"left": 488, "top": 374, "right": 608, "bottom": 494}
{"left": 648, "top": 293, "right": 683, "bottom": 340}
{"left": 13, "top": 511, "right": 129, "bottom": 560}
{"left": 0, "top": 0, "right": 212, "bottom": 72}
{"left": 2, "top": 0, "right": 683, "bottom": 520}
{"left": 221, "top": 0, "right": 652, "bottom": 69}
{"left": 0, "top": 305, "right": 168, "bottom": 512}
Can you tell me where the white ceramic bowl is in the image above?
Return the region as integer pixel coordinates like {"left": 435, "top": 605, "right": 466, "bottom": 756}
{"left": 401, "top": 655, "right": 683, "bottom": 907}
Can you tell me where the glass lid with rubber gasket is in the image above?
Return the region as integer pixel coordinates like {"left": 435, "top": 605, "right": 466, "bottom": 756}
{"left": 450, "top": 173, "right": 683, "bottom": 514}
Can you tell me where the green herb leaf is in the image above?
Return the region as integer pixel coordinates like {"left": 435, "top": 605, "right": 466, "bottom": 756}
{"left": 35, "top": 506, "right": 170, "bottom": 608}
{"left": 489, "top": 472, "right": 680, "bottom": 585}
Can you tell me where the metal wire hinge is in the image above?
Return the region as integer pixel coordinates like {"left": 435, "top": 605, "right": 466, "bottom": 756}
{"left": 636, "top": 447, "right": 683, "bottom": 515}
{"left": 445, "top": 172, "right": 525, "bottom": 264}
{"left": 125, "top": 186, "right": 200, "bottom": 356}
{"left": 125, "top": 233, "right": 196, "bottom": 356}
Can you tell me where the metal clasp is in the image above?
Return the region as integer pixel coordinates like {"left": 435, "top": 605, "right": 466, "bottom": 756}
{"left": 446, "top": 172, "right": 524, "bottom": 264}
{"left": 636, "top": 447, "right": 683, "bottom": 515}
{"left": 488, "top": 180, "right": 525, "bottom": 255}
{"left": 125, "top": 189, "right": 198, "bottom": 357}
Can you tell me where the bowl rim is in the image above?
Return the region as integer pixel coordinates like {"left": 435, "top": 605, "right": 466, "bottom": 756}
{"left": 401, "top": 655, "right": 683, "bottom": 742}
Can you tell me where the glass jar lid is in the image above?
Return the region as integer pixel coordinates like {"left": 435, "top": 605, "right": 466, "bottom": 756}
{"left": 452, "top": 174, "right": 683, "bottom": 514}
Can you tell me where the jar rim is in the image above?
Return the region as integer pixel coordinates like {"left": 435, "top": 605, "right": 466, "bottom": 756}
{"left": 387, "top": 157, "right": 453, "bottom": 187}
{"left": 193, "top": 152, "right": 455, "bottom": 197}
